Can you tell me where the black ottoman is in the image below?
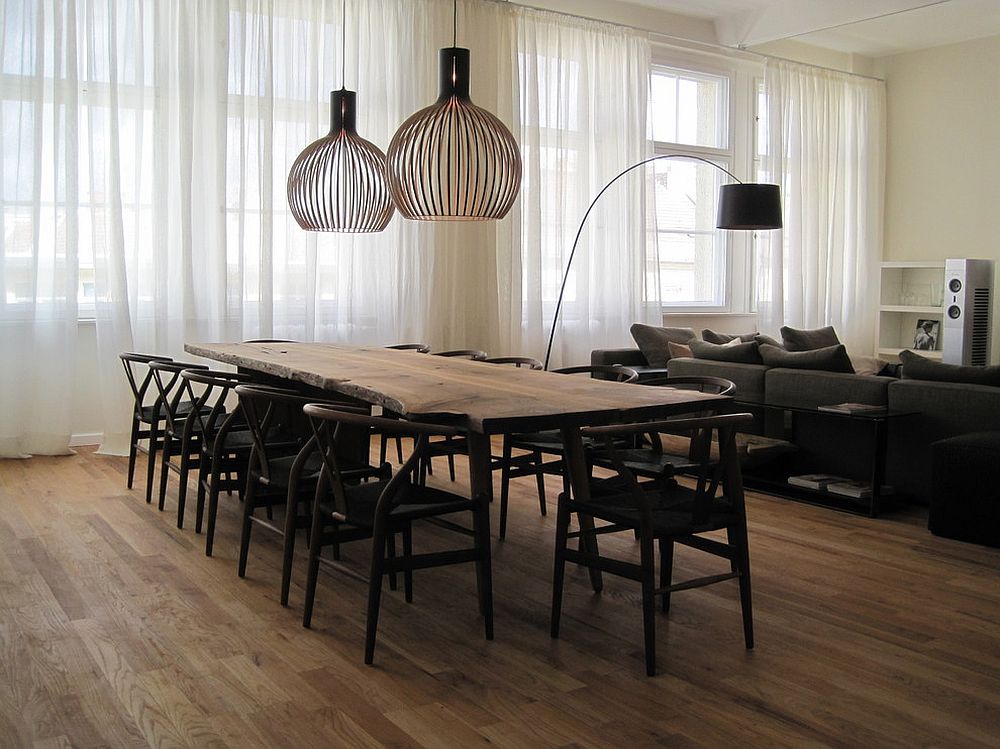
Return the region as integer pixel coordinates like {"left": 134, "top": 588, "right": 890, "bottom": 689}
{"left": 930, "top": 432, "right": 1000, "bottom": 547}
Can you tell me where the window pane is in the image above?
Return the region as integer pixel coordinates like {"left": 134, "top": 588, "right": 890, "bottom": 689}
{"left": 649, "top": 67, "right": 727, "bottom": 149}
{"left": 651, "top": 159, "right": 725, "bottom": 305}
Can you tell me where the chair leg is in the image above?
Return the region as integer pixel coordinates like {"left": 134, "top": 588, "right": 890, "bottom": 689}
{"left": 730, "top": 524, "right": 755, "bottom": 649}
{"left": 447, "top": 452, "right": 456, "bottom": 482}
{"left": 194, "top": 456, "right": 210, "bottom": 534}
{"left": 364, "top": 529, "right": 388, "bottom": 664}
{"left": 499, "top": 438, "right": 513, "bottom": 540}
{"left": 550, "top": 497, "right": 571, "bottom": 639}
{"left": 176, "top": 447, "right": 192, "bottom": 529}
{"left": 205, "top": 475, "right": 222, "bottom": 557}
{"left": 302, "top": 517, "right": 325, "bottom": 629}
{"left": 534, "top": 451, "right": 547, "bottom": 516}
{"left": 659, "top": 538, "right": 674, "bottom": 613}
{"left": 127, "top": 418, "right": 140, "bottom": 489}
{"left": 394, "top": 436, "right": 404, "bottom": 463}
{"left": 157, "top": 437, "right": 173, "bottom": 511}
{"left": 472, "top": 499, "right": 494, "bottom": 641}
{"left": 640, "top": 530, "right": 657, "bottom": 677}
{"left": 145, "top": 422, "right": 160, "bottom": 504}
{"left": 402, "top": 522, "right": 413, "bottom": 604}
{"left": 237, "top": 481, "right": 257, "bottom": 578}
{"left": 280, "top": 489, "right": 301, "bottom": 607}
{"left": 379, "top": 433, "right": 388, "bottom": 465}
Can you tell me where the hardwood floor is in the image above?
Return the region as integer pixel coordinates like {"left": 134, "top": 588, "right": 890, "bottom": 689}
{"left": 1, "top": 445, "right": 998, "bottom": 748}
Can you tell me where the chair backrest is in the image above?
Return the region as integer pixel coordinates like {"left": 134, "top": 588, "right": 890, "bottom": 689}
{"left": 553, "top": 364, "right": 639, "bottom": 383}
{"left": 386, "top": 343, "right": 431, "bottom": 353}
{"left": 235, "top": 385, "right": 369, "bottom": 485}
{"left": 485, "top": 356, "right": 543, "bottom": 370}
{"left": 639, "top": 375, "right": 736, "bottom": 397}
{"left": 304, "top": 403, "right": 461, "bottom": 522}
{"left": 179, "top": 368, "right": 255, "bottom": 443}
{"left": 147, "top": 360, "right": 210, "bottom": 432}
{"left": 433, "top": 349, "right": 488, "bottom": 361}
{"left": 120, "top": 352, "right": 173, "bottom": 414}
{"left": 582, "top": 412, "right": 753, "bottom": 526}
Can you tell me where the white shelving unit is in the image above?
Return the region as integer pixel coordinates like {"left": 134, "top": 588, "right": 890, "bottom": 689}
{"left": 877, "top": 261, "right": 946, "bottom": 360}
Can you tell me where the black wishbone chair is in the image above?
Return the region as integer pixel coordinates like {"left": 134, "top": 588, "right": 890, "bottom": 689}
{"left": 234, "top": 385, "right": 381, "bottom": 605}
{"left": 147, "top": 360, "right": 211, "bottom": 512}
{"left": 301, "top": 404, "right": 493, "bottom": 665}
{"left": 175, "top": 368, "right": 258, "bottom": 552}
{"left": 120, "top": 352, "right": 173, "bottom": 497}
{"left": 496, "top": 364, "right": 640, "bottom": 539}
{"left": 589, "top": 375, "right": 738, "bottom": 483}
{"left": 551, "top": 412, "right": 755, "bottom": 676}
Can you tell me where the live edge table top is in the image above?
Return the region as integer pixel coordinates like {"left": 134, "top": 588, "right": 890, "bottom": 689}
{"left": 185, "top": 342, "right": 729, "bottom": 435}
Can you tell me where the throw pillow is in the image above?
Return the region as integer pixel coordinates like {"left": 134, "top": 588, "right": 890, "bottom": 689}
{"left": 899, "top": 350, "right": 1000, "bottom": 386}
{"left": 702, "top": 329, "right": 757, "bottom": 345}
{"left": 759, "top": 343, "right": 855, "bottom": 373}
{"left": 849, "top": 354, "right": 890, "bottom": 377}
{"left": 780, "top": 325, "right": 841, "bottom": 352}
{"left": 666, "top": 341, "right": 693, "bottom": 359}
{"left": 629, "top": 323, "right": 697, "bottom": 368}
{"left": 690, "top": 339, "right": 763, "bottom": 365}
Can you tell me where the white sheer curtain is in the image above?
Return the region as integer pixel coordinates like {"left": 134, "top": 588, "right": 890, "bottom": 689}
{"left": 757, "top": 59, "right": 885, "bottom": 354}
{"left": 501, "top": 10, "right": 656, "bottom": 369}
{"left": 1, "top": 0, "right": 651, "bottom": 456}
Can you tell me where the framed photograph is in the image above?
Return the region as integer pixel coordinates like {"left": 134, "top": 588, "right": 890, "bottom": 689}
{"left": 913, "top": 318, "right": 940, "bottom": 351}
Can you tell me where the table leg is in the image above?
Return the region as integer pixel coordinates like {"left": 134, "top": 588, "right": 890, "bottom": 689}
{"left": 561, "top": 426, "right": 603, "bottom": 593}
{"left": 870, "top": 418, "right": 888, "bottom": 518}
{"left": 466, "top": 431, "right": 494, "bottom": 616}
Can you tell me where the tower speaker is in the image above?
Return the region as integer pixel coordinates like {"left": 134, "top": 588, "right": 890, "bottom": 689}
{"left": 942, "top": 258, "right": 994, "bottom": 366}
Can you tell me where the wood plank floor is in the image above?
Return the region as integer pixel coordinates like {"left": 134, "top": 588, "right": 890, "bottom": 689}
{"left": 1, "top": 445, "right": 998, "bottom": 748}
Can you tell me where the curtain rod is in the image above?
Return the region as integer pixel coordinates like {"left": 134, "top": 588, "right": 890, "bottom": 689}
{"left": 483, "top": 0, "right": 885, "bottom": 82}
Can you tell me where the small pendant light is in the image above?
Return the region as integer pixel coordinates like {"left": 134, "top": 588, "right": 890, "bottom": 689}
{"left": 287, "top": 0, "right": 394, "bottom": 232}
{"left": 387, "top": 0, "right": 521, "bottom": 221}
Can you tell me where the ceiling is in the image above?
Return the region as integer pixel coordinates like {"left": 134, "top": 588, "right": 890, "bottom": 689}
{"left": 632, "top": 0, "right": 1000, "bottom": 57}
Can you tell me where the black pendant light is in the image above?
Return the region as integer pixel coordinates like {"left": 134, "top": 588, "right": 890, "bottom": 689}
{"left": 386, "top": 0, "right": 521, "bottom": 221}
{"left": 287, "top": 0, "right": 394, "bottom": 232}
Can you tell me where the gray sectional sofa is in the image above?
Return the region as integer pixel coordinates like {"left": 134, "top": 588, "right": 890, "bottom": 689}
{"left": 591, "top": 347, "right": 1000, "bottom": 505}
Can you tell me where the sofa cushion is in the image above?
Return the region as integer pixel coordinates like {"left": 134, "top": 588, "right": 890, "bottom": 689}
{"left": 759, "top": 343, "right": 854, "bottom": 373}
{"left": 765, "top": 368, "right": 889, "bottom": 410}
{"left": 899, "top": 350, "right": 1000, "bottom": 386}
{"left": 690, "top": 339, "right": 763, "bottom": 365}
{"left": 629, "top": 323, "right": 697, "bottom": 368}
{"left": 702, "top": 329, "right": 756, "bottom": 345}
{"left": 780, "top": 325, "right": 840, "bottom": 351}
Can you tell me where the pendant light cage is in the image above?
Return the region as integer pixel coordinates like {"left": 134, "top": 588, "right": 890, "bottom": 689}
{"left": 287, "top": 90, "right": 395, "bottom": 233}
{"left": 387, "top": 47, "right": 521, "bottom": 221}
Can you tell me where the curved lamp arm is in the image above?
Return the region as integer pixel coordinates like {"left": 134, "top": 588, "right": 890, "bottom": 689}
{"left": 542, "top": 153, "right": 778, "bottom": 370}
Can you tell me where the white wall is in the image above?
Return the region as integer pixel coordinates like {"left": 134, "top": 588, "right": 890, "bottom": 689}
{"left": 875, "top": 34, "right": 1000, "bottom": 361}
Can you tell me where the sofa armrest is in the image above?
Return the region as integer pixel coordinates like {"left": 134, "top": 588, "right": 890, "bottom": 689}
{"left": 590, "top": 347, "right": 649, "bottom": 368}
{"left": 666, "top": 358, "right": 768, "bottom": 405}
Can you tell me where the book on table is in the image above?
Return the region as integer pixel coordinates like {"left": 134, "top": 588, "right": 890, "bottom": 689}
{"left": 816, "top": 403, "right": 888, "bottom": 416}
{"left": 787, "top": 474, "right": 846, "bottom": 490}
{"left": 817, "top": 402, "right": 888, "bottom": 415}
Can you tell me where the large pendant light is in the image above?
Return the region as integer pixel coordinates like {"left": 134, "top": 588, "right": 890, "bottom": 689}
{"left": 287, "top": 0, "right": 394, "bottom": 232}
{"left": 387, "top": 0, "right": 521, "bottom": 221}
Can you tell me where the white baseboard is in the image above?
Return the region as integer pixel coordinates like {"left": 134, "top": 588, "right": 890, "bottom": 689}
{"left": 69, "top": 432, "right": 104, "bottom": 447}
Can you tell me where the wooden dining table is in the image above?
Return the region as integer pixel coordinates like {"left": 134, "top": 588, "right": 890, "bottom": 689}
{"left": 184, "top": 341, "right": 730, "bottom": 591}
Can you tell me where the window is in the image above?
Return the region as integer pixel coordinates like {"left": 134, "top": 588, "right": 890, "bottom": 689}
{"left": 648, "top": 65, "right": 732, "bottom": 308}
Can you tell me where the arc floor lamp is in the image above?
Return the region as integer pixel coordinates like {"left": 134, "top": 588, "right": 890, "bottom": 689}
{"left": 542, "top": 154, "right": 783, "bottom": 370}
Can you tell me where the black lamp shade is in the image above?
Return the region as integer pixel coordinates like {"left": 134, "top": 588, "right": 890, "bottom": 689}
{"left": 716, "top": 183, "right": 782, "bottom": 230}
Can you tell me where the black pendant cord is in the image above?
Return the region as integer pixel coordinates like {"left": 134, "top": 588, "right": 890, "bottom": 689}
{"left": 341, "top": 0, "right": 347, "bottom": 87}
{"left": 453, "top": 0, "right": 457, "bottom": 47}
{"left": 542, "top": 153, "right": 744, "bottom": 371}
